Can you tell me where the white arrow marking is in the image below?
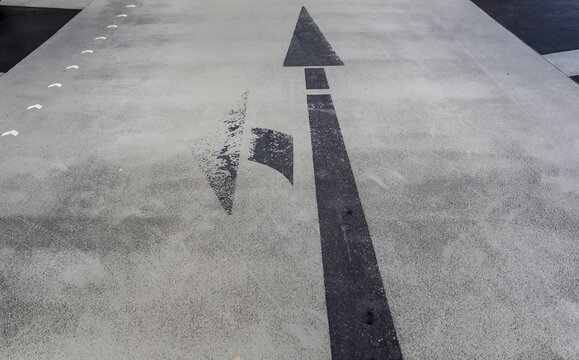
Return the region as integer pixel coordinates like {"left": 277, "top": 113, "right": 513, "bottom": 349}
{"left": 48, "top": 83, "right": 62, "bottom": 88}
{"left": 66, "top": 65, "right": 79, "bottom": 70}
{"left": 117, "top": 14, "right": 128, "bottom": 17}
{"left": 27, "top": 104, "right": 42, "bottom": 110}
{"left": 126, "top": 4, "right": 136, "bottom": 8}
{"left": 1, "top": 130, "right": 19, "bottom": 137}
{"left": 95, "top": 36, "right": 107, "bottom": 40}
{"left": 107, "top": 25, "right": 118, "bottom": 29}
{"left": 81, "top": 50, "right": 94, "bottom": 54}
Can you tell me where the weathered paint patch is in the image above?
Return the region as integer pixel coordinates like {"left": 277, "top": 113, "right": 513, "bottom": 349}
{"left": 248, "top": 127, "right": 293, "bottom": 185}
{"left": 192, "top": 92, "right": 249, "bottom": 215}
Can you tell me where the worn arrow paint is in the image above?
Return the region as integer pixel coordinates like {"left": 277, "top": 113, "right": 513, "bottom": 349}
{"left": 248, "top": 128, "right": 294, "bottom": 185}
{"left": 193, "top": 92, "right": 249, "bottom": 215}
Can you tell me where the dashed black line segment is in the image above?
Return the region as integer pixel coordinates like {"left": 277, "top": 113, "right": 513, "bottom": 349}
{"left": 471, "top": 0, "right": 579, "bottom": 55}
{"left": 305, "top": 68, "right": 329, "bottom": 89}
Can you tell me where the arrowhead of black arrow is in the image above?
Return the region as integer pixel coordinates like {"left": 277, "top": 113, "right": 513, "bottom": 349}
{"left": 283, "top": 7, "right": 344, "bottom": 67}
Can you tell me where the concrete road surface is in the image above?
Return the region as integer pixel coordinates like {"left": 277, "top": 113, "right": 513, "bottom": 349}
{"left": 1, "top": 0, "right": 578, "bottom": 359}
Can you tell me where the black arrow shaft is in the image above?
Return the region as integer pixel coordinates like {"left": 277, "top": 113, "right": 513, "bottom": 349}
{"left": 307, "top": 93, "right": 403, "bottom": 360}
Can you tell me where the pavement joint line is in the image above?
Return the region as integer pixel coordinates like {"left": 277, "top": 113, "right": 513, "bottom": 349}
{"left": 542, "top": 49, "right": 579, "bottom": 76}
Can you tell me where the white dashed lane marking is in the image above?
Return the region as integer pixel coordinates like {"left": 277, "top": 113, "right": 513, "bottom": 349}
{"left": 2, "top": 3, "right": 142, "bottom": 143}
{"left": 8, "top": 3, "right": 141, "bottom": 138}
{"left": 1, "top": 130, "right": 19, "bottom": 137}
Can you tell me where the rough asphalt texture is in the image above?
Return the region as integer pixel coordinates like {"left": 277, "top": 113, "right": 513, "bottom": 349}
{"left": 0, "top": 0, "right": 578, "bottom": 359}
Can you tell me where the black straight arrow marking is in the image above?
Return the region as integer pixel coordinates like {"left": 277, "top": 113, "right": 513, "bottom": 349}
{"left": 284, "top": 6, "right": 403, "bottom": 358}
{"left": 307, "top": 94, "right": 403, "bottom": 360}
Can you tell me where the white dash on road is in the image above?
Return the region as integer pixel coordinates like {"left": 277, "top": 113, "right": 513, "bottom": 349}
{"left": 117, "top": 14, "right": 128, "bottom": 17}
{"left": 27, "top": 104, "right": 42, "bottom": 110}
{"left": 1, "top": 130, "right": 19, "bottom": 137}
{"left": 126, "top": 5, "right": 136, "bottom": 8}
{"left": 107, "top": 25, "right": 118, "bottom": 29}
{"left": 81, "top": 50, "right": 94, "bottom": 54}
{"left": 95, "top": 36, "right": 107, "bottom": 40}
{"left": 66, "top": 65, "right": 79, "bottom": 70}
{"left": 48, "top": 83, "right": 62, "bottom": 88}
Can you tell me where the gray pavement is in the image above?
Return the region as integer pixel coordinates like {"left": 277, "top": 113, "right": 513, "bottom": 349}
{"left": 0, "top": 0, "right": 578, "bottom": 359}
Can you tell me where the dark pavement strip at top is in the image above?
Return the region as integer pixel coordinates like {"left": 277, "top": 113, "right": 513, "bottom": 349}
{"left": 471, "top": 0, "right": 579, "bottom": 55}
{"left": 0, "top": 5, "right": 79, "bottom": 73}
